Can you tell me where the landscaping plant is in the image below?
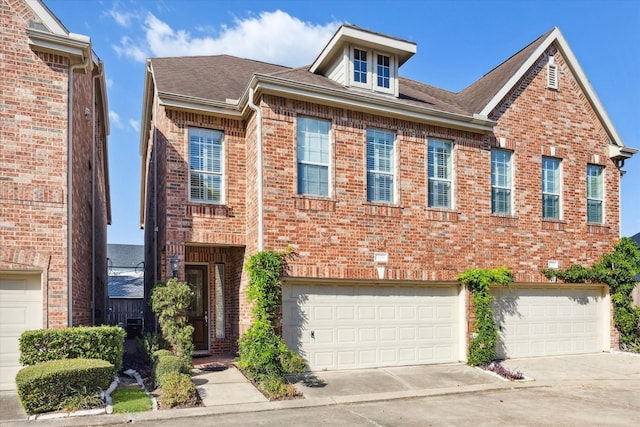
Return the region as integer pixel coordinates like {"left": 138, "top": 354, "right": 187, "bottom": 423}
{"left": 150, "top": 278, "right": 195, "bottom": 367}
{"left": 458, "top": 267, "right": 513, "bottom": 366}
{"left": 237, "top": 249, "right": 307, "bottom": 398}
{"left": 542, "top": 237, "right": 640, "bottom": 350}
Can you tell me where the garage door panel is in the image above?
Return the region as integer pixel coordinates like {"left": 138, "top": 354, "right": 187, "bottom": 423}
{"left": 0, "top": 274, "right": 42, "bottom": 390}
{"left": 492, "top": 286, "right": 603, "bottom": 359}
{"left": 283, "top": 284, "right": 459, "bottom": 370}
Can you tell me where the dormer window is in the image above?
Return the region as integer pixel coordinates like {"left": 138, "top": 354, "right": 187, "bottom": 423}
{"left": 350, "top": 47, "right": 396, "bottom": 95}
{"left": 309, "top": 25, "right": 416, "bottom": 97}
{"left": 354, "top": 49, "right": 367, "bottom": 84}
{"left": 377, "top": 54, "right": 390, "bottom": 88}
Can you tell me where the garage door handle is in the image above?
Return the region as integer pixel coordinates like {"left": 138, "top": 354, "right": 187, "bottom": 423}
{"left": 311, "top": 330, "right": 315, "bottom": 339}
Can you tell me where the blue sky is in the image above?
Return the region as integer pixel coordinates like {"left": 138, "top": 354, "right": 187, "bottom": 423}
{"left": 45, "top": 0, "right": 640, "bottom": 243}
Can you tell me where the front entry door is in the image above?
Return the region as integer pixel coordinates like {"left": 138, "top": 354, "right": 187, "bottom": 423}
{"left": 185, "top": 266, "right": 209, "bottom": 352}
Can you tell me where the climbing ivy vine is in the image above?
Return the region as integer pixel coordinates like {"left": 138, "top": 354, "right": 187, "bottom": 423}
{"left": 542, "top": 237, "right": 640, "bottom": 349}
{"left": 237, "top": 249, "right": 307, "bottom": 398}
{"left": 458, "top": 267, "right": 513, "bottom": 366}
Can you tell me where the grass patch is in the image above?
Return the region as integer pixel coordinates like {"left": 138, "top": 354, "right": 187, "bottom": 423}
{"left": 112, "top": 387, "right": 152, "bottom": 413}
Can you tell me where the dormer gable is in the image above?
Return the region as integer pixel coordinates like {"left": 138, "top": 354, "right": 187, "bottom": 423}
{"left": 309, "top": 24, "right": 416, "bottom": 97}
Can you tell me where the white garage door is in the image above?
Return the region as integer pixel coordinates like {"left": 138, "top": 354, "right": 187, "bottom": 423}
{"left": 0, "top": 273, "right": 43, "bottom": 390}
{"left": 490, "top": 286, "right": 605, "bottom": 359}
{"left": 282, "top": 283, "right": 460, "bottom": 371}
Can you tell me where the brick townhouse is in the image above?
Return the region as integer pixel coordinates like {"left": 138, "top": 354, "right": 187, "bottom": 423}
{"left": 140, "top": 25, "right": 636, "bottom": 369}
{"left": 0, "top": 0, "right": 110, "bottom": 389}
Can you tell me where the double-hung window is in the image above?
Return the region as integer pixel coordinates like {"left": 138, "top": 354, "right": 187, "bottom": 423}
{"left": 587, "top": 164, "right": 604, "bottom": 223}
{"left": 189, "top": 128, "right": 223, "bottom": 203}
{"left": 428, "top": 139, "right": 453, "bottom": 209}
{"left": 491, "top": 149, "right": 513, "bottom": 215}
{"left": 297, "top": 117, "right": 330, "bottom": 196}
{"left": 366, "top": 129, "right": 395, "bottom": 203}
{"left": 542, "top": 157, "right": 561, "bottom": 219}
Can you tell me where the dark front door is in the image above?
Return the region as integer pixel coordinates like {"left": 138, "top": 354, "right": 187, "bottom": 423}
{"left": 185, "top": 265, "right": 209, "bottom": 352}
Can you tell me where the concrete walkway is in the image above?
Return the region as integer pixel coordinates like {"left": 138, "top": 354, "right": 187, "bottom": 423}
{"left": 191, "top": 366, "right": 268, "bottom": 406}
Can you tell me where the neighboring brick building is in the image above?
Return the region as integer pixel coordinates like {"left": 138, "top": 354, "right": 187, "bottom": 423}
{"left": 0, "top": 0, "right": 110, "bottom": 389}
{"left": 140, "top": 25, "right": 636, "bottom": 368}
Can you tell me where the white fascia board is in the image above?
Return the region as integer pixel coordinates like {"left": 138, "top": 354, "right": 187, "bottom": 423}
{"left": 27, "top": 28, "right": 89, "bottom": 60}
{"left": 157, "top": 92, "right": 243, "bottom": 118}
{"left": 479, "top": 29, "right": 559, "bottom": 118}
{"left": 608, "top": 144, "right": 638, "bottom": 160}
{"left": 480, "top": 27, "right": 625, "bottom": 147}
{"left": 340, "top": 26, "right": 417, "bottom": 62}
{"left": 310, "top": 25, "right": 416, "bottom": 74}
{"left": 553, "top": 30, "right": 624, "bottom": 147}
{"left": 25, "top": 0, "right": 68, "bottom": 36}
{"left": 246, "top": 77, "right": 494, "bottom": 133}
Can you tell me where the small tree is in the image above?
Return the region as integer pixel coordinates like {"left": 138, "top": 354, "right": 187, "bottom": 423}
{"left": 458, "top": 267, "right": 513, "bottom": 366}
{"left": 151, "top": 278, "right": 194, "bottom": 367}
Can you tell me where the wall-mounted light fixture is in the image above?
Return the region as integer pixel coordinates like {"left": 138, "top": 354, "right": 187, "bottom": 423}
{"left": 170, "top": 255, "right": 179, "bottom": 278}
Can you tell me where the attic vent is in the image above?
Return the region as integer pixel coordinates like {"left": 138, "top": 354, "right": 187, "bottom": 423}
{"left": 547, "top": 57, "right": 558, "bottom": 90}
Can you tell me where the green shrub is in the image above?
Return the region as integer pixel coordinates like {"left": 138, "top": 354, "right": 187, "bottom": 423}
{"left": 138, "top": 331, "right": 169, "bottom": 360}
{"left": 158, "top": 372, "right": 197, "bottom": 408}
{"left": 151, "top": 278, "right": 194, "bottom": 368}
{"left": 154, "top": 354, "right": 189, "bottom": 388}
{"left": 16, "top": 358, "right": 113, "bottom": 415}
{"left": 19, "top": 326, "right": 125, "bottom": 372}
{"left": 258, "top": 374, "right": 298, "bottom": 399}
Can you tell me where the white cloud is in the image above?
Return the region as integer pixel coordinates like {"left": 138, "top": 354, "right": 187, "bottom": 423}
{"left": 129, "top": 118, "right": 140, "bottom": 132}
{"left": 105, "top": 77, "right": 114, "bottom": 89}
{"left": 109, "top": 111, "right": 123, "bottom": 128}
{"left": 113, "top": 36, "right": 148, "bottom": 62}
{"left": 107, "top": 6, "right": 137, "bottom": 28}
{"left": 113, "top": 10, "right": 340, "bottom": 67}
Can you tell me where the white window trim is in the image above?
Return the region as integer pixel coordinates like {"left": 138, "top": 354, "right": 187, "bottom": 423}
{"left": 351, "top": 47, "right": 371, "bottom": 90}
{"left": 188, "top": 127, "right": 225, "bottom": 205}
{"left": 542, "top": 156, "right": 562, "bottom": 220}
{"left": 491, "top": 149, "right": 514, "bottom": 215}
{"left": 296, "top": 116, "right": 332, "bottom": 197}
{"left": 366, "top": 128, "right": 397, "bottom": 204}
{"left": 374, "top": 51, "right": 395, "bottom": 95}
{"left": 349, "top": 46, "right": 397, "bottom": 95}
{"left": 587, "top": 164, "right": 605, "bottom": 224}
{"left": 427, "top": 138, "right": 455, "bottom": 210}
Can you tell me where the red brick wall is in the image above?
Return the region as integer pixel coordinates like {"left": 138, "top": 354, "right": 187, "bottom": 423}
{"left": 0, "top": 0, "right": 109, "bottom": 328}
{"left": 0, "top": 1, "right": 70, "bottom": 328}
{"left": 148, "top": 42, "right": 621, "bottom": 349}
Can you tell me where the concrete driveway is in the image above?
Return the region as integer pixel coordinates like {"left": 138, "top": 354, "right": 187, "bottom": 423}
{"left": 291, "top": 352, "right": 640, "bottom": 404}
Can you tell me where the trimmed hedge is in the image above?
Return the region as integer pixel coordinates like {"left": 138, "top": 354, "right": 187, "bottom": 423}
{"left": 19, "top": 326, "right": 125, "bottom": 372}
{"left": 16, "top": 358, "right": 114, "bottom": 415}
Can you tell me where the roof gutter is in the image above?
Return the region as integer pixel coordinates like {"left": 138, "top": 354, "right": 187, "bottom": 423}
{"left": 238, "top": 74, "right": 495, "bottom": 133}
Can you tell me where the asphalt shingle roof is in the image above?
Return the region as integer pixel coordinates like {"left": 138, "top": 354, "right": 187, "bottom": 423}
{"left": 149, "top": 29, "right": 555, "bottom": 119}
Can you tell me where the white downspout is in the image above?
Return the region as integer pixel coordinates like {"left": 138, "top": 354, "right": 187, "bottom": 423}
{"left": 247, "top": 88, "right": 264, "bottom": 251}
{"left": 150, "top": 63, "right": 159, "bottom": 331}
{"left": 67, "top": 56, "right": 90, "bottom": 327}
{"left": 91, "top": 65, "right": 103, "bottom": 325}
